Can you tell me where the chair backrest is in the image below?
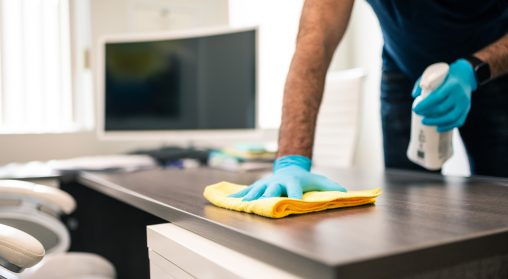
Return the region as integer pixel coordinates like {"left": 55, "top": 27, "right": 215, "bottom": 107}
{"left": 313, "top": 68, "right": 366, "bottom": 168}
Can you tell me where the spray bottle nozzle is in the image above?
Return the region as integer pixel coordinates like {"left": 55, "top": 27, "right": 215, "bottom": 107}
{"left": 419, "top": 63, "right": 449, "bottom": 92}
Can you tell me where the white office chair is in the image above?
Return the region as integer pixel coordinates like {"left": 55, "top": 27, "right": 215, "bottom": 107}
{"left": 0, "top": 180, "right": 116, "bottom": 279}
{"left": 313, "top": 68, "right": 366, "bottom": 168}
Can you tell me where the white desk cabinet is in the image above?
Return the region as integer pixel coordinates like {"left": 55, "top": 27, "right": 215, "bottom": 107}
{"left": 147, "top": 224, "right": 300, "bottom": 279}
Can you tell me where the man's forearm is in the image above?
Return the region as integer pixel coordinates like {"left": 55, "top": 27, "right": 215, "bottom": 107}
{"left": 277, "top": 0, "right": 354, "bottom": 158}
{"left": 475, "top": 33, "right": 508, "bottom": 79}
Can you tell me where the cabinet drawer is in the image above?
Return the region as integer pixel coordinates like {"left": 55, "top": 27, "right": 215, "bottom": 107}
{"left": 149, "top": 249, "right": 193, "bottom": 279}
{"left": 147, "top": 223, "right": 300, "bottom": 279}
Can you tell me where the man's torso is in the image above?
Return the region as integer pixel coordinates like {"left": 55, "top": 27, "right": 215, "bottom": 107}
{"left": 366, "top": 0, "right": 508, "bottom": 79}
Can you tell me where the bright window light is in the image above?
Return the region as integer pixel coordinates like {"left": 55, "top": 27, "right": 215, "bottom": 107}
{"left": 0, "top": 0, "right": 75, "bottom": 133}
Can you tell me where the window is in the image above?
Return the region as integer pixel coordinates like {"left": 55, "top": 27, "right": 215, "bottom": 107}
{"left": 0, "top": 0, "right": 84, "bottom": 133}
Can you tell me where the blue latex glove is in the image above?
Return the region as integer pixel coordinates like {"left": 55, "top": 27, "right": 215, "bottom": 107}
{"left": 229, "top": 155, "right": 347, "bottom": 201}
{"left": 412, "top": 59, "right": 477, "bottom": 132}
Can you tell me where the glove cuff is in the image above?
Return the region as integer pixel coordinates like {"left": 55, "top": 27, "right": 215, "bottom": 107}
{"left": 455, "top": 58, "right": 478, "bottom": 91}
{"left": 273, "top": 155, "right": 312, "bottom": 172}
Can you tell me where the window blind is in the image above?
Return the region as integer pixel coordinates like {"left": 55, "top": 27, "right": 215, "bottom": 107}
{"left": 0, "top": 0, "right": 73, "bottom": 133}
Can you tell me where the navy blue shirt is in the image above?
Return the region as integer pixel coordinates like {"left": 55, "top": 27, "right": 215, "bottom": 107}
{"left": 366, "top": 0, "right": 508, "bottom": 79}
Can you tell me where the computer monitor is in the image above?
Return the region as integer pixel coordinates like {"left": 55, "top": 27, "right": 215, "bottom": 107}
{"left": 97, "top": 26, "right": 258, "bottom": 140}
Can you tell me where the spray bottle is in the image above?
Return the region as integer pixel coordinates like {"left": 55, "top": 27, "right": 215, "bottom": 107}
{"left": 407, "top": 63, "right": 453, "bottom": 170}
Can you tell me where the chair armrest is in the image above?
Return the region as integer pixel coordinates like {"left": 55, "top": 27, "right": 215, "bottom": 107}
{"left": 0, "top": 180, "right": 76, "bottom": 214}
{"left": 0, "top": 224, "right": 45, "bottom": 272}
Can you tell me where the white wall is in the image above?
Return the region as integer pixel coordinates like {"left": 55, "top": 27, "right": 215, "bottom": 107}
{"left": 343, "top": 1, "right": 384, "bottom": 172}
{"left": 0, "top": 132, "right": 156, "bottom": 164}
{"left": 228, "top": 0, "right": 303, "bottom": 129}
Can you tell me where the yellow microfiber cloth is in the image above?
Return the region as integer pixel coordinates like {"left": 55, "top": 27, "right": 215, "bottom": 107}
{"left": 203, "top": 182, "right": 382, "bottom": 218}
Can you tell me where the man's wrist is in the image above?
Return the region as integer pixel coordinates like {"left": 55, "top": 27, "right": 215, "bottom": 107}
{"left": 274, "top": 155, "right": 312, "bottom": 172}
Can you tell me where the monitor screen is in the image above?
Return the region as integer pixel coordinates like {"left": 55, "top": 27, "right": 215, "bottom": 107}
{"left": 103, "top": 29, "right": 256, "bottom": 131}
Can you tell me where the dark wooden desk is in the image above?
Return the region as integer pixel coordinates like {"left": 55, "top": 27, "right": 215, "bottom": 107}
{"left": 76, "top": 168, "right": 508, "bottom": 279}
